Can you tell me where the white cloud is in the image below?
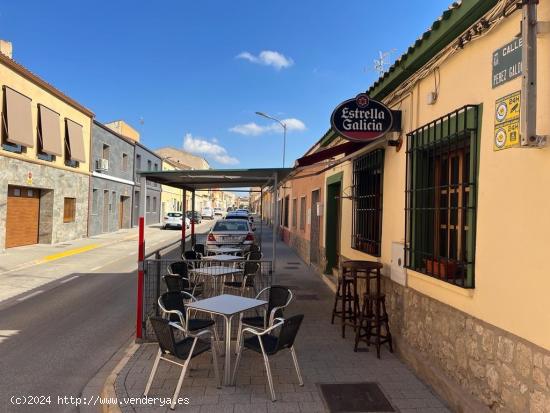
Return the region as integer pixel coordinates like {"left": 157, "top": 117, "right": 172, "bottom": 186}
{"left": 229, "top": 118, "right": 306, "bottom": 136}
{"left": 236, "top": 50, "right": 294, "bottom": 70}
{"left": 183, "top": 133, "right": 239, "bottom": 165}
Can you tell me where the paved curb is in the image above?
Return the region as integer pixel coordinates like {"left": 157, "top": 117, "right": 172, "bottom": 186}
{"left": 79, "top": 335, "right": 139, "bottom": 413}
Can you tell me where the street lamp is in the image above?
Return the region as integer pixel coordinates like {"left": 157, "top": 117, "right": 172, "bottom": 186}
{"left": 255, "top": 111, "right": 287, "bottom": 168}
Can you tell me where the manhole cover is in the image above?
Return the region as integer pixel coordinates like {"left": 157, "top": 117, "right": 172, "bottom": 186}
{"left": 296, "top": 294, "right": 319, "bottom": 300}
{"left": 319, "top": 382, "right": 395, "bottom": 412}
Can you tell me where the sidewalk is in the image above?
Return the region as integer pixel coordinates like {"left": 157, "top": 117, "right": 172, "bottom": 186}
{"left": 113, "top": 237, "right": 450, "bottom": 412}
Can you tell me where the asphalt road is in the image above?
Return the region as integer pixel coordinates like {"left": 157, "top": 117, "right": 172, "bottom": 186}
{"left": 0, "top": 221, "right": 215, "bottom": 413}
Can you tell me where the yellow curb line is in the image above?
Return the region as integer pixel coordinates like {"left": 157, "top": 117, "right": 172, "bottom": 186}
{"left": 42, "top": 244, "right": 100, "bottom": 262}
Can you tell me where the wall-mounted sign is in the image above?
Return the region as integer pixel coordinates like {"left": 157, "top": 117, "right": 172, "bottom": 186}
{"left": 26, "top": 171, "right": 33, "bottom": 185}
{"left": 492, "top": 37, "right": 522, "bottom": 88}
{"left": 331, "top": 93, "right": 399, "bottom": 142}
{"left": 494, "top": 91, "right": 521, "bottom": 151}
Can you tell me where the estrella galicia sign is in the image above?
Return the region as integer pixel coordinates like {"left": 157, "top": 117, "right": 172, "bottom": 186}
{"left": 331, "top": 93, "right": 394, "bottom": 142}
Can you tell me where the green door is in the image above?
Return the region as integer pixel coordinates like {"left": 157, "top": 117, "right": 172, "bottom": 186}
{"left": 325, "top": 173, "right": 342, "bottom": 274}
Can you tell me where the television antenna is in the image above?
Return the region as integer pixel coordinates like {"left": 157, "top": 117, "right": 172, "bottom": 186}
{"left": 371, "top": 49, "right": 397, "bottom": 76}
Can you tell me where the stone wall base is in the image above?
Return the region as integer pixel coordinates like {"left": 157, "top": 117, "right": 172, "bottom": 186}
{"left": 300, "top": 244, "right": 550, "bottom": 413}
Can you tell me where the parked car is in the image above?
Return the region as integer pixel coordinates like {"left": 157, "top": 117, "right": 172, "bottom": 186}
{"left": 213, "top": 207, "right": 224, "bottom": 217}
{"left": 226, "top": 211, "right": 255, "bottom": 230}
{"left": 201, "top": 207, "right": 214, "bottom": 220}
{"left": 163, "top": 212, "right": 190, "bottom": 230}
{"left": 206, "top": 219, "right": 255, "bottom": 252}
{"left": 186, "top": 211, "right": 202, "bottom": 224}
{"left": 226, "top": 206, "right": 234, "bottom": 213}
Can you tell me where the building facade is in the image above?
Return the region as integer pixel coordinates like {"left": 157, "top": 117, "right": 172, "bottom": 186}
{"left": 284, "top": 1, "right": 550, "bottom": 411}
{"left": 88, "top": 121, "right": 135, "bottom": 236}
{"left": 133, "top": 143, "right": 162, "bottom": 226}
{"left": 159, "top": 158, "right": 184, "bottom": 218}
{"left": 0, "top": 48, "right": 93, "bottom": 250}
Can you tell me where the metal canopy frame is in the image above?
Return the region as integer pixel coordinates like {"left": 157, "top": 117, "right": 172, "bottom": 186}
{"left": 137, "top": 167, "right": 290, "bottom": 269}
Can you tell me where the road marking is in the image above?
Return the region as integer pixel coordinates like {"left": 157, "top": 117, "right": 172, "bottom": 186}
{"left": 90, "top": 265, "right": 102, "bottom": 271}
{"left": 17, "top": 290, "right": 44, "bottom": 301}
{"left": 127, "top": 252, "right": 134, "bottom": 256}
{"left": 43, "top": 244, "right": 100, "bottom": 262}
{"left": 60, "top": 275, "right": 79, "bottom": 284}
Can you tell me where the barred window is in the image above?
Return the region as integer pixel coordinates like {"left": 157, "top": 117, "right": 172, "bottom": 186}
{"left": 405, "top": 105, "right": 479, "bottom": 288}
{"left": 352, "top": 149, "right": 384, "bottom": 256}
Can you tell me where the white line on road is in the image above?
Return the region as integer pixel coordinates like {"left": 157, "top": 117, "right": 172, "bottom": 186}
{"left": 90, "top": 265, "right": 102, "bottom": 271}
{"left": 60, "top": 275, "right": 79, "bottom": 284}
{"left": 127, "top": 252, "right": 134, "bottom": 256}
{"left": 17, "top": 290, "right": 44, "bottom": 301}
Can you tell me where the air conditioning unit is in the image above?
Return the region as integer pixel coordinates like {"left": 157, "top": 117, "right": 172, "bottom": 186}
{"left": 96, "top": 158, "right": 109, "bottom": 171}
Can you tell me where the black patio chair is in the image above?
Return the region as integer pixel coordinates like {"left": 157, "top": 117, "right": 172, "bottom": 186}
{"left": 182, "top": 250, "right": 200, "bottom": 261}
{"left": 163, "top": 273, "right": 202, "bottom": 297}
{"left": 249, "top": 244, "right": 261, "bottom": 253}
{"left": 167, "top": 262, "right": 203, "bottom": 296}
{"left": 193, "top": 243, "right": 206, "bottom": 257}
{"left": 223, "top": 259, "right": 260, "bottom": 296}
{"left": 144, "top": 317, "right": 220, "bottom": 410}
{"left": 232, "top": 315, "right": 305, "bottom": 401}
{"left": 236, "top": 286, "right": 293, "bottom": 354}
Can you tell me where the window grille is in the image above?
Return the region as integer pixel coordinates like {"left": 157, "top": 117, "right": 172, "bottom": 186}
{"left": 405, "top": 105, "right": 479, "bottom": 288}
{"left": 352, "top": 149, "right": 384, "bottom": 256}
{"left": 299, "top": 196, "right": 306, "bottom": 230}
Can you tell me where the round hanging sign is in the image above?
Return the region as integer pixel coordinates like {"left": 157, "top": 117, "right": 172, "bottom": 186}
{"left": 331, "top": 93, "right": 394, "bottom": 142}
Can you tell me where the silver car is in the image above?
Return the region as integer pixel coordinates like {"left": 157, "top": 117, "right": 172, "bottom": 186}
{"left": 206, "top": 218, "right": 255, "bottom": 252}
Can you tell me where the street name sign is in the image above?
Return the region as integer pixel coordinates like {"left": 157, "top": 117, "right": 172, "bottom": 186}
{"left": 492, "top": 37, "right": 522, "bottom": 88}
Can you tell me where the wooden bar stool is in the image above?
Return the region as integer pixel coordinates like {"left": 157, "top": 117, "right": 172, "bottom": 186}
{"left": 352, "top": 261, "right": 393, "bottom": 358}
{"left": 331, "top": 266, "right": 359, "bottom": 338}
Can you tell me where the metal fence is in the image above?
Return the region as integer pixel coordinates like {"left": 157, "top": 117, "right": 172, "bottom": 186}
{"left": 141, "top": 256, "right": 273, "bottom": 341}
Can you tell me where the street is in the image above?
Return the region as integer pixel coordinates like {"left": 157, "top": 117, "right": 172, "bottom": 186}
{"left": 0, "top": 220, "right": 215, "bottom": 413}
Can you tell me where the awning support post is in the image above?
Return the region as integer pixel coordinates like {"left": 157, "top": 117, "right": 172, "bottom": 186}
{"left": 191, "top": 190, "right": 196, "bottom": 247}
{"left": 140, "top": 176, "right": 147, "bottom": 226}
{"left": 259, "top": 186, "right": 263, "bottom": 251}
{"left": 181, "top": 189, "right": 187, "bottom": 252}
{"left": 272, "top": 173, "right": 278, "bottom": 273}
{"left": 136, "top": 216, "right": 145, "bottom": 339}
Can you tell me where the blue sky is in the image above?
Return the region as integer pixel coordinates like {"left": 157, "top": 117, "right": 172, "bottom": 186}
{"left": 0, "top": 0, "right": 450, "bottom": 168}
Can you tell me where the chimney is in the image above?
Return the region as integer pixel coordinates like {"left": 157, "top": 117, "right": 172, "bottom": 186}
{"left": 0, "top": 40, "right": 13, "bottom": 59}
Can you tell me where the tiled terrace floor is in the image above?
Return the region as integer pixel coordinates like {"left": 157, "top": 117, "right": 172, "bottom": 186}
{"left": 115, "top": 238, "right": 450, "bottom": 413}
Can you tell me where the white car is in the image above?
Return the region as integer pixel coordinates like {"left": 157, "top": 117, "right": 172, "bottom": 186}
{"left": 201, "top": 207, "right": 214, "bottom": 220}
{"left": 206, "top": 219, "right": 255, "bottom": 252}
{"left": 213, "top": 207, "right": 224, "bottom": 217}
{"left": 163, "top": 212, "right": 190, "bottom": 230}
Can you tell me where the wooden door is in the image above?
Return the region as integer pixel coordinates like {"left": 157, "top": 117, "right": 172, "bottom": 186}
{"left": 6, "top": 186, "right": 40, "bottom": 248}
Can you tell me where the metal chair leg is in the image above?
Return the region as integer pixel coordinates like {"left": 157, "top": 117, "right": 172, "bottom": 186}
{"left": 235, "top": 318, "right": 243, "bottom": 355}
{"left": 259, "top": 338, "right": 276, "bottom": 401}
{"left": 143, "top": 349, "right": 161, "bottom": 397}
{"left": 290, "top": 346, "right": 304, "bottom": 386}
{"left": 231, "top": 337, "right": 244, "bottom": 385}
{"left": 171, "top": 359, "right": 190, "bottom": 410}
{"left": 262, "top": 352, "right": 276, "bottom": 402}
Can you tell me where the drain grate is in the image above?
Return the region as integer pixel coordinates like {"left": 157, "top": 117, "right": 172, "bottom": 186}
{"left": 284, "top": 266, "right": 300, "bottom": 270}
{"left": 295, "top": 294, "right": 319, "bottom": 300}
{"left": 319, "top": 382, "right": 395, "bottom": 412}
{"left": 287, "top": 262, "right": 302, "bottom": 265}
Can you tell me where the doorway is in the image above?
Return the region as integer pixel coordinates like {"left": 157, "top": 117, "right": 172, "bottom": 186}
{"left": 310, "top": 189, "right": 320, "bottom": 265}
{"left": 6, "top": 185, "right": 40, "bottom": 248}
{"left": 102, "top": 190, "right": 109, "bottom": 232}
{"left": 325, "top": 174, "right": 342, "bottom": 274}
